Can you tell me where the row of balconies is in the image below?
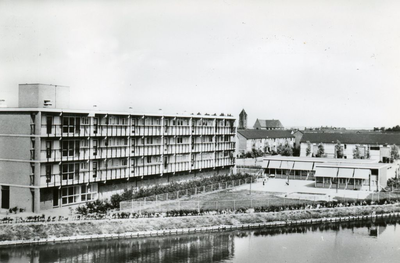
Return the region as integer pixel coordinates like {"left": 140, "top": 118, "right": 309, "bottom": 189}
{"left": 40, "top": 157, "right": 234, "bottom": 187}
{"left": 41, "top": 123, "right": 235, "bottom": 137}
{"left": 40, "top": 144, "right": 235, "bottom": 161}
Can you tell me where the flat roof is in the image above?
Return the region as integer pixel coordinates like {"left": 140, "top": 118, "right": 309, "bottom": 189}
{"left": 0, "top": 108, "right": 235, "bottom": 119}
{"left": 315, "top": 162, "right": 391, "bottom": 169}
{"left": 263, "top": 156, "right": 377, "bottom": 164}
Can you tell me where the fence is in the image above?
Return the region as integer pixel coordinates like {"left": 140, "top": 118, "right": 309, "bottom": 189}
{"left": 120, "top": 192, "right": 400, "bottom": 214}
{"left": 129, "top": 177, "right": 254, "bottom": 202}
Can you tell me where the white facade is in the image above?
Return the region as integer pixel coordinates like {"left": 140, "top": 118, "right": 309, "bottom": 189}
{"left": 300, "top": 142, "right": 389, "bottom": 162}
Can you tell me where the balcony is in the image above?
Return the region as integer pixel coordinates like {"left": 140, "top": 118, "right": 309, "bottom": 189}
{"left": 163, "top": 126, "right": 191, "bottom": 136}
{"left": 193, "top": 143, "right": 215, "bottom": 152}
{"left": 136, "top": 163, "right": 162, "bottom": 176}
{"left": 215, "top": 157, "right": 234, "bottom": 167}
{"left": 192, "top": 126, "right": 214, "bottom": 135}
{"left": 164, "top": 144, "right": 190, "bottom": 154}
{"left": 215, "top": 142, "right": 235, "bottom": 151}
{"left": 162, "top": 161, "right": 190, "bottom": 174}
{"left": 192, "top": 159, "right": 214, "bottom": 170}
{"left": 97, "top": 125, "right": 129, "bottom": 137}
{"left": 131, "top": 145, "right": 162, "bottom": 156}
{"left": 133, "top": 126, "right": 162, "bottom": 136}
{"left": 40, "top": 166, "right": 129, "bottom": 187}
{"left": 40, "top": 148, "right": 98, "bottom": 162}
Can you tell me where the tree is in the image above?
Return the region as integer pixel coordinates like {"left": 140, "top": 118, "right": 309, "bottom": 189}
{"left": 277, "top": 141, "right": 293, "bottom": 156}
{"left": 390, "top": 144, "right": 400, "bottom": 162}
{"left": 306, "top": 141, "right": 312, "bottom": 157}
{"left": 316, "top": 143, "right": 325, "bottom": 157}
{"left": 385, "top": 125, "right": 400, "bottom": 132}
{"left": 353, "top": 146, "right": 361, "bottom": 159}
{"left": 334, "top": 140, "right": 344, "bottom": 158}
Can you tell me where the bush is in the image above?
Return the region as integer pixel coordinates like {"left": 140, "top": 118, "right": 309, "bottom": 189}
{"left": 76, "top": 173, "right": 254, "bottom": 214}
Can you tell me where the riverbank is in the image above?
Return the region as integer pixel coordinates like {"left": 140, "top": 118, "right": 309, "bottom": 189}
{"left": 1, "top": 204, "right": 399, "bottom": 246}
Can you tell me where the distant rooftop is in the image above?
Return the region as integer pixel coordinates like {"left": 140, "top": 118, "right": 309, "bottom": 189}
{"left": 301, "top": 132, "right": 400, "bottom": 145}
{"left": 238, "top": 129, "right": 294, "bottom": 139}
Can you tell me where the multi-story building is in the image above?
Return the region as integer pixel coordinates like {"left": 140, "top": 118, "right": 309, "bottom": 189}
{"left": 0, "top": 84, "right": 236, "bottom": 212}
{"left": 236, "top": 129, "right": 295, "bottom": 156}
{"left": 300, "top": 132, "right": 400, "bottom": 162}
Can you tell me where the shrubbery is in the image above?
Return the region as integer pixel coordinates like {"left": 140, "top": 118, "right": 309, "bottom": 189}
{"left": 76, "top": 173, "right": 253, "bottom": 215}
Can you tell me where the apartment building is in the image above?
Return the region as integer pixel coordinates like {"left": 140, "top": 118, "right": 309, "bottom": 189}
{"left": 0, "top": 84, "right": 236, "bottom": 212}
{"left": 300, "top": 132, "right": 400, "bottom": 162}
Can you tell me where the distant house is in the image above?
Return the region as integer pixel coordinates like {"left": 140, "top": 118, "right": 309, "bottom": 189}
{"left": 253, "top": 119, "right": 284, "bottom": 130}
{"left": 300, "top": 132, "right": 400, "bottom": 162}
{"left": 236, "top": 129, "right": 295, "bottom": 155}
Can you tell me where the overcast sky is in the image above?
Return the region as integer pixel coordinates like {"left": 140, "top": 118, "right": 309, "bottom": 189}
{"left": 1, "top": 0, "right": 399, "bottom": 129}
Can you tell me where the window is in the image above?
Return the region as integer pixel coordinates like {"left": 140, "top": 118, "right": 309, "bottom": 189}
{"left": 147, "top": 156, "right": 152, "bottom": 163}
{"left": 93, "top": 140, "right": 98, "bottom": 155}
{"left": 46, "top": 116, "right": 53, "bottom": 134}
{"left": 61, "top": 186, "right": 78, "bottom": 205}
{"left": 93, "top": 118, "right": 99, "bottom": 134}
{"left": 63, "top": 117, "right": 80, "bottom": 133}
{"left": 122, "top": 158, "right": 128, "bottom": 166}
{"left": 81, "top": 184, "right": 98, "bottom": 202}
{"left": 93, "top": 161, "right": 98, "bottom": 178}
{"left": 62, "top": 163, "right": 79, "bottom": 180}
{"left": 224, "top": 136, "right": 229, "bottom": 142}
{"left": 81, "top": 117, "right": 89, "bottom": 125}
{"left": 46, "top": 164, "right": 52, "bottom": 183}
{"left": 146, "top": 137, "right": 153, "bottom": 145}
{"left": 370, "top": 146, "right": 380, "bottom": 151}
{"left": 177, "top": 137, "right": 183, "bottom": 144}
{"left": 80, "top": 162, "right": 88, "bottom": 170}
{"left": 62, "top": 141, "right": 79, "bottom": 157}
{"left": 46, "top": 141, "right": 52, "bottom": 158}
{"left": 164, "top": 156, "right": 168, "bottom": 168}
{"left": 81, "top": 139, "right": 89, "bottom": 148}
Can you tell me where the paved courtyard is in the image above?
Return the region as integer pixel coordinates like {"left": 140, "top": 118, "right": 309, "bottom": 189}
{"left": 234, "top": 178, "right": 373, "bottom": 200}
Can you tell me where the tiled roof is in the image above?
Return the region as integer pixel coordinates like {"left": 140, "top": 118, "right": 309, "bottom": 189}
{"left": 255, "top": 119, "right": 283, "bottom": 128}
{"left": 238, "top": 129, "right": 294, "bottom": 139}
{"left": 300, "top": 132, "right": 400, "bottom": 145}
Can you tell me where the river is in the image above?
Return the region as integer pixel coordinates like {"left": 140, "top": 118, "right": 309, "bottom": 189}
{"left": 1, "top": 218, "right": 399, "bottom": 263}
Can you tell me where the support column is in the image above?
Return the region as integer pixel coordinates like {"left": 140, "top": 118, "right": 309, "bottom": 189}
{"left": 33, "top": 111, "right": 42, "bottom": 213}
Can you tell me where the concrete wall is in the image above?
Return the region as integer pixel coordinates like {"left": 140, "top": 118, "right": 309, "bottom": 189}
{"left": 0, "top": 113, "right": 31, "bottom": 134}
{"left": 0, "top": 161, "right": 31, "bottom": 185}
{"left": 5, "top": 186, "right": 34, "bottom": 212}
{"left": 0, "top": 137, "right": 31, "bottom": 160}
{"left": 236, "top": 133, "right": 248, "bottom": 155}
{"left": 40, "top": 188, "right": 54, "bottom": 210}
{"left": 19, "top": 84, "right": 70, "bottom": 109}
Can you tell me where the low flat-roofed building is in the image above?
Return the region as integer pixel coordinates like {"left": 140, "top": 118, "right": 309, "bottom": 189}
{"left": 262, "top": 156, "right": 397, "bottom": 191}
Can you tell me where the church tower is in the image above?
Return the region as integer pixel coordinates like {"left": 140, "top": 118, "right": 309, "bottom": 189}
{"left": 238, "top": 109, "right": 247, "bottom": 129}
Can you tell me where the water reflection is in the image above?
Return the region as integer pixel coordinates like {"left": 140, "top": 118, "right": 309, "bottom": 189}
{"left": 0, "top": 233, "right": 235, "bottom": 263}
{"left": 0, "top": 217, "right": 399, "bottom": 263}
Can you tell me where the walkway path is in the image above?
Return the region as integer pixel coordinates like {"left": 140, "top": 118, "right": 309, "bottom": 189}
{"left": 233, "top": 178, "right": 372, "bottom": 200}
